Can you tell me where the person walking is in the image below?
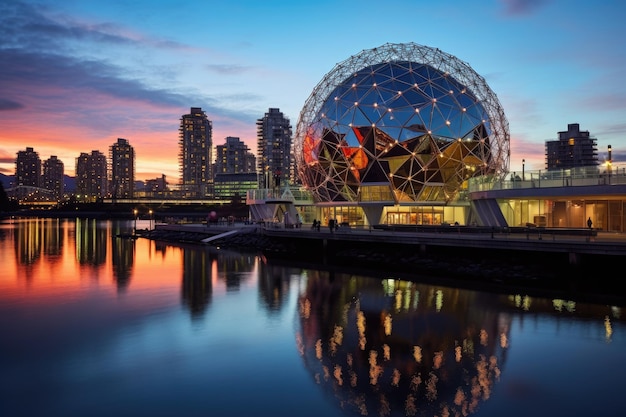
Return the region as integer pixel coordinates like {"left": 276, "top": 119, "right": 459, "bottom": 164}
{"left": 587, "top": 217, "right": 593, "bottom": 229}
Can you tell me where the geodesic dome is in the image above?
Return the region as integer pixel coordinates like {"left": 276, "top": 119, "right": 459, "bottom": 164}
{"left": 294, "top": 42, "right": 510, "bottom": 203}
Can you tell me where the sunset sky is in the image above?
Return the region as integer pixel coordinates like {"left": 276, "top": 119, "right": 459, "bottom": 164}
{"left": 1, "top": 0, "right": 625, "bottom": 183}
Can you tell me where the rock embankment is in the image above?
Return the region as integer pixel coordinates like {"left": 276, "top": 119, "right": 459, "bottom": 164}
{"left": 139, "top": 226, "right": 620, "bottom": 305}
{"left": 141, "top": 227, "right": 290, "bottom": 252}
{"left": 139, "top": 228, "right": 213, "bottom": 244}
{"left": 143, "top": 227, "right": 556, "bottom": 280}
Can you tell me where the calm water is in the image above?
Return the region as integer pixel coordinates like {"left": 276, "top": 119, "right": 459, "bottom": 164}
{"left": 1, "top": 217, "right": 624, "bottom": 417}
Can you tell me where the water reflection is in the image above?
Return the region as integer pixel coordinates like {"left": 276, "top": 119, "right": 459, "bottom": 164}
{"left": 1, "top": 217, "right": 624, "bottom": 417}
{"left": 112, "top": 231, "right": 134, "bottom": 291}
{"left": 7, "top": 217, "right": 133, "bottom": 289}
{"left": 15, "top": 217, "right": 44, "bottom": 266}
{"left": 293, "top": 271, "right": 622, "bottom": 416}
{"left": 258, "top": 259, "right": 294, "bottom": 313}
{"left": 76, "top": 218, "right": 108, "bottom": 266}
{"left": 216, "top": 249, "right": 254, "bottom": 292}
{"left": 181, "top": 246, "right": 215, "bottom": 317}
{"left": 42, "top": 218, "right": 63, "bottom": 258}
{"left": 296, "top": 272, "right": 508, "bottom": 416}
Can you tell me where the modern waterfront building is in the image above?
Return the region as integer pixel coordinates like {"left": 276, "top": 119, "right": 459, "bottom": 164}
{"left": 546, "top": 123, "right": 598, "bottom": 170}
{"left": 468, "top": 164, "right": 626, "bottom": 232}
{"left": 42, "top": 155, "right": 64, "bottom": 199}
{"left": 109, "top": 138, "right": 135, "bottom": 199}
{"left": 256, "top": 108, "right": 293, "bottom": 190}
{"left": 286, "top": 42, "right": 509, "bottom": 226}
{"left": 15, "top": 147, "right": 41, "bottom": 188}
{"left": 76, "top": 150, "right": 108, "bottom": 201}
{"left": 179, "top": 107, "right": 213, "bottom": 198}
{"left": 467, "top": 122, "right": 622, "bottom": 231}
{"left": 247, "top": 43, "right": 626, "bottom": 232}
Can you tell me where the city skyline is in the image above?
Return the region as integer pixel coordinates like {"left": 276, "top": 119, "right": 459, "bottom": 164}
{"left": 1, "top": 0, "right": 625, "bottom": 183}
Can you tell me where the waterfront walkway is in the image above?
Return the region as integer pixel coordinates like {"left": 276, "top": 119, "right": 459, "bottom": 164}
{"left": 152, "top": 222, "right": 626, "bottom": 257}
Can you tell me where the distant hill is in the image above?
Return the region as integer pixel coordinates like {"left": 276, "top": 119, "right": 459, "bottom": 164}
{"left": 0, "top": 173, "right": 14, "bottom": 190}
{"left": 0, "top": 173, "right": 144, "bottom": 192}
{"left": 65, "top": 175, "right": 76, "bottom": 192}
{"left": 0, "top": 173, "right": 76, "bottom": 191}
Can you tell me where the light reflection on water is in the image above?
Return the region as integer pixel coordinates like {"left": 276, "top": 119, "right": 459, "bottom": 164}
{"left": 0, "top": 217, "right": 624, "bottom": 417}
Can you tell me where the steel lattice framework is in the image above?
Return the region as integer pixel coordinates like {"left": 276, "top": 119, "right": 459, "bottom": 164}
{"left": 294, "top": 42, "right": 510, "bottom": 203}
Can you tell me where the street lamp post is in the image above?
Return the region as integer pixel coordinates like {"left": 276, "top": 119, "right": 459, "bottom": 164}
{"left": 149, "top": 209, "right": 153, "bottom": 230}
{"left": 608, "top": 145, "right": 613, "bottom": 183}
{"left": 133, "top": 209, "right": 138, "bottom": 233}
{"left": 522, "top": 159, "right": 525, "bottom": 181}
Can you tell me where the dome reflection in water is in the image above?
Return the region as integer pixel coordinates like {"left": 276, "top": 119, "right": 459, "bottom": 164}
{"left": 296, "top": 272, "right": 509, "bottom": 417}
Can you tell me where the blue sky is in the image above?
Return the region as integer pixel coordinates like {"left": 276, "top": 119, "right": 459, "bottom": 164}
{"left": 1, "top": 0, "right": 624, "bottom": 181}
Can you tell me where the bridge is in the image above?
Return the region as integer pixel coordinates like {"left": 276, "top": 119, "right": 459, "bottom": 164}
{"left": 5, "top": 185, "right": 58, "bottom": 206}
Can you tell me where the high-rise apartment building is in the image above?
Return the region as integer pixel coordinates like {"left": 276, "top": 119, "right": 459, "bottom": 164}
{"left": 179, "top": 107, "right": 213, "bottom": 198}
{"left": 213, "top": 136, "right": 257, "bottom": 201}
{"left": 546, "top": 123, "right": 598, "bottom": 170}
{"left": 15, "top": 147, "right": 41, "bottom": 188}
{"left": 42, "top": 155, "right": 64, "bottom": 199}
{"left": 215, "top": 136, "right": 256, "bottom": 174}
{"left": 256, "top": 108, "right": 293, "bottom": 189}
{"left": 76, "top": 150, "right": 108, "bottom": 201}
{"left": 109, "top": 138, "right": 135, "bottom": 198}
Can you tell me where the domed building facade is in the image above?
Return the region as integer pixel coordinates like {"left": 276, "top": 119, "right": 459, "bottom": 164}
{"left": 293, "top": 42, "right": 509, "bottom": 226}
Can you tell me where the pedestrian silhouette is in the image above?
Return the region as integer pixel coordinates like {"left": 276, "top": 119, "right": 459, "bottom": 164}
{"left": 587, "top": 217, "right": 593, "bottom": 229}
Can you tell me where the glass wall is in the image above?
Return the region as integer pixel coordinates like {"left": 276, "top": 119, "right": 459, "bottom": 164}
{"left": 320, "top": 206, "right": 366, "bottom": 227}
{"left": 380, "top": 205, "right": 467, "bottom": 226}
{"left": 316, "top": 205, "right": 469, "bottom": 228}
{"left": 499, "top": 198, "right": 626, "bottom": 231}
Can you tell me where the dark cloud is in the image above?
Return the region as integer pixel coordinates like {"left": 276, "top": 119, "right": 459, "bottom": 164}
{"left": 1, "top": 1, "right": 115, "bottom": 52}
{"left": 499, "top": 0, "right": 550, "bottom": 16}
{"left": 0, "top": 99, "right": 24, "bottom": 111}
{"left": 0, "top": 1, "right": 262, "bottom": 129}
{"left": 0, "top": 1, "right": 191, "bottom": 53}
{"left": 609, "top": 150, "right": 626, "bottom": 163}
{"left": 0, "top": 48, "right": 188, "bottom": 108}
{"left": 0, "top": 50, "right": 258, "bottom": 134}
{"left": 0, "top": 2, "right": 188, "bottom": 112}
{"left": 594, "top": 123, "right": 626, "bottom": 139}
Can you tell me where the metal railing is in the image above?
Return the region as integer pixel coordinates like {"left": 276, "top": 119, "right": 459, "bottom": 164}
{"left": 468, "top": 164, "right": 626, "bottom": 192}
{"left": 246, "top": 186, "right": 314, "bottom": 204}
